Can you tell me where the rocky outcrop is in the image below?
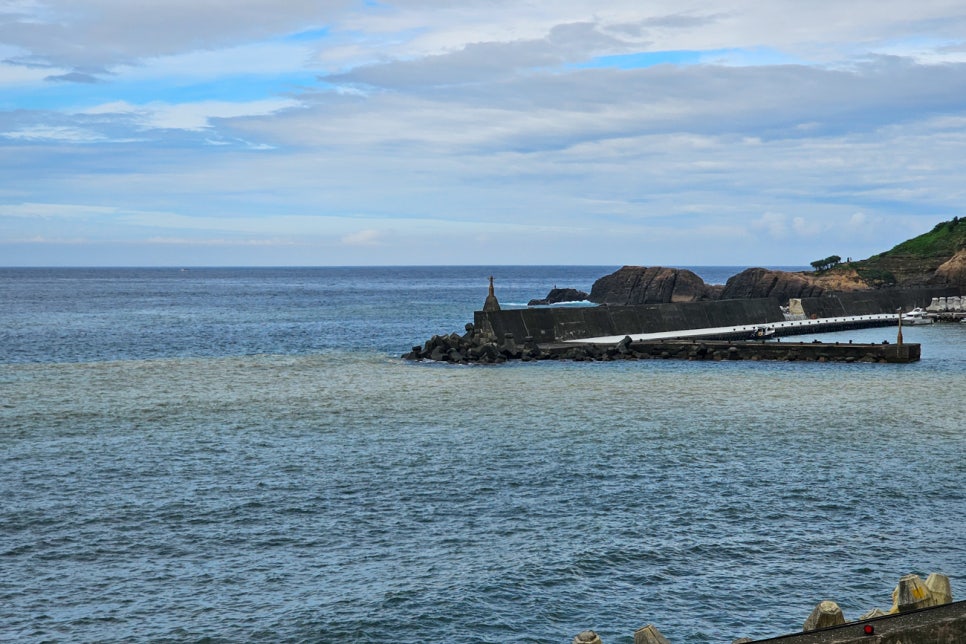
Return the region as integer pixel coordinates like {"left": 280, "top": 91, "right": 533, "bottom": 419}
{"left": 586, "top": 265, "right": 872, "bottom": 306}
{"left": 718, "top": 267, "right": 826, "bottom": 302}
{"left": 582, "top": 220, "right": 964, "bottom": 306}
{"left": 565, "top": 263, "right": 953, "bottom": 309}
{"left": 716, "top": 266, "right": 873, "bottom": 303}
{"left": 527, "top": 287, "right": 589, "bottom": 306}
{"left": 932, "top": 248, "right": 966, "bottom": 289}
{"left": 588, "top": 266, "right": 714, "bottom": 305}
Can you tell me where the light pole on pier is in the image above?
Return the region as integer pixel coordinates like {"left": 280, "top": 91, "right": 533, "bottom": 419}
{"left": 897, "top": 307, "right": 903, "bottom": 346}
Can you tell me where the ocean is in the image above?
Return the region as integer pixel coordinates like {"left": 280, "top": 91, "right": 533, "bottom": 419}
{"left": 2, "top": 266, "right": 964, "bottom": 644}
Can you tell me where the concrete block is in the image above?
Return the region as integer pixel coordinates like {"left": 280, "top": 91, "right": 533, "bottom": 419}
{"left": 573, "top": 631, "right": 602, "bottom": 644}
{"left": 634, "top": 624, "right": 671, "bottom": 644}
{"left": 893, "top": 574, "right": 939, "bottom": 613}
{"left": 804, "top": 601, "right": 845, "bottom": 631}
{"left": 926, "top": 572, "right": 953, "bottom": 604}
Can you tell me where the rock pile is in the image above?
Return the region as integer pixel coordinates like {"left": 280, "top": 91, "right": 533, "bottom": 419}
{"left": 403, "top": 334, "right": 913, "bottom": 364}
{"left": 402, "top": 324, "right": 545, "bottom": 364}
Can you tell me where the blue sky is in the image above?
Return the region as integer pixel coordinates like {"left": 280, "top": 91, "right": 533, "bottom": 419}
{"left": 3, "top": 1, "right": 966, "bottom": 266}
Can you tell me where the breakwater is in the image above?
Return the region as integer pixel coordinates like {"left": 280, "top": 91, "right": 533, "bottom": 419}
{"left": 474, "top": 287, "right": 952, "bottom": 347}
{"left": 571, "top": 573, "right": 961, "bottom": 644}
{"left": 474, "top": 298, "right": 784, "bottom": 344}
{"left": 403, "top": 333, "right": 919, "bottom": 364}
{"left": 405, "top": 284, "right": 946, "bottom": 364}
{"left": 796, "top": 287, "right": 959, "bottom": 318}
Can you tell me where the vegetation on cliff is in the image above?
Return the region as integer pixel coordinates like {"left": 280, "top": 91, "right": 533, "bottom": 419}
{"left": 847, "top": 216, "right": 966, "bottom": 287}
{"left": 876, "top": 217, "right": 966, "bottom": 258}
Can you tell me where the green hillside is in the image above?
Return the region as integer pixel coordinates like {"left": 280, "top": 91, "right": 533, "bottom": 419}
{"left": 873, "top": 217, "right": 966, "bottom": 258}
{"left": 854, "top": 217, "right": 966, "bottom": 286}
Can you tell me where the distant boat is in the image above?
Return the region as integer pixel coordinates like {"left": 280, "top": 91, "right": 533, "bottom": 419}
{"left": 901, "top": 308, "right": 933, "bottom": 325}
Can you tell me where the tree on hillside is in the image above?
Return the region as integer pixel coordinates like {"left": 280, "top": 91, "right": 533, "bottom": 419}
{"left": 810, "top": 255, "right": 842, "bottom": 272}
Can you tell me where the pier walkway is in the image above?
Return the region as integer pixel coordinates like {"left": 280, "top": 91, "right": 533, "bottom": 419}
{"left": 567, "top": 313, "right": 900, "bottom": 344}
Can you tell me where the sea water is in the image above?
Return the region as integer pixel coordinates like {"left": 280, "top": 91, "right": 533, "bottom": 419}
{"left": 1, "top": 267, "right": 964, "bottom": 644}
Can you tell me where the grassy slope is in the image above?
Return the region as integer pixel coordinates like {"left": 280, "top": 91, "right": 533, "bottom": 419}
{"left": 873, "top": 217, "right": 966, "bottom": 258}
{"left": 810, "top": 218, "right": 966, "bottom": 287}
{"left": 854, "top": 218, "right": 966, "bottom": 285}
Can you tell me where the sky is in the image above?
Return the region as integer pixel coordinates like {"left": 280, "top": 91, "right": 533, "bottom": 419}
{"left": 3, "top": 1, "right": 966, "bottom": 266}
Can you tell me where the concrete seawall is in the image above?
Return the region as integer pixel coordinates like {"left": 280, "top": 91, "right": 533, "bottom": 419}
{"left": 798, "top": 287, "right": 960, "bottom": 318}
{"left": 474, "top": 287, "right": 960, "bottom": 345}
{"left": 475, "top": 298, "right": 784, "bottom": 344}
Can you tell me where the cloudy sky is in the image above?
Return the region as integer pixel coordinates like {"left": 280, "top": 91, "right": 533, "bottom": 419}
{"left": 2, "top": 0, "right": 966, "bottom": 266}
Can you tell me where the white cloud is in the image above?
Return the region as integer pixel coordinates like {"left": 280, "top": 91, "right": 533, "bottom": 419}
{"left": 1, "top": 202, "right": 124, "bottom": 218}
{"left": 115, "top": 41, "right": 318, "bottom": 83}
{"left": 2, "top": 125, "right": 108, "bottom": 142}
{"left": 753, "top": 213, "right": 790, "bottom": 239}
{"left": 341, "top": 229, "right": 386, "bottom": 246}
{"left": 81, "top": 98, "right": 302, "bottom": 131}
{"left": 4, "top": 1, "right": 966, "bottom": 265}
{"left": 791, "top": 216, "right": 823, "bottom": 237}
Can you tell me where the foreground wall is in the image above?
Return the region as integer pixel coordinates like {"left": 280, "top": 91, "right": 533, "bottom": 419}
{"left": 475, "top": 298, "right": 784, "bottom": 343}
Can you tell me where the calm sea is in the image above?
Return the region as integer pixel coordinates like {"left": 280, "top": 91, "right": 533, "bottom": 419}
{"left": 2, "top": 267, "right": 964, "bottom": 644}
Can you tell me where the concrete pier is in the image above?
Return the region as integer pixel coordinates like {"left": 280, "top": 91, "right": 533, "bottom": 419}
{"left": 475, "top": 299, "right": 911, "bottom": 347}
{"left": 543, "top": 338, "right": 920, "bottom": 363}
{"left": 566, "top": 313, "right": 900, "bottom": 345}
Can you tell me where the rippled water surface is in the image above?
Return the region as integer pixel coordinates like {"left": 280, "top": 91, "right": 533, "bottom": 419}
{"left": 2, "top": 267, "right": 964, "bottom": 643}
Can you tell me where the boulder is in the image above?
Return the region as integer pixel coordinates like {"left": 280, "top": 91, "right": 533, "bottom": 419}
{"left": 528, "top": 287, "right": 590, "bottom": 306}
{"left": 719, "top": 267, "right": 825, "bottom": 303}
{"left": 588, "top": 266, "right": 713, "bottom": 305}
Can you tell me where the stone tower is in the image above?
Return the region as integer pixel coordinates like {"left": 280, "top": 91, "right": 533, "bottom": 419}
{"left": 483, "top": 275, "right": 501, "bottom": 312}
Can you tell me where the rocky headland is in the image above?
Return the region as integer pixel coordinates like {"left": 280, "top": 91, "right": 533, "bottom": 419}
{"left": 537, "top": 217, "right": 966, "bottom": 306}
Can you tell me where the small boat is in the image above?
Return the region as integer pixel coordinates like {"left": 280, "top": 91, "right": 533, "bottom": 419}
{"left": 750, "top": 326, "right": 775, "bottom": 339}
{"left": 901, "top": 308, "right": 934, "bottom": 325}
